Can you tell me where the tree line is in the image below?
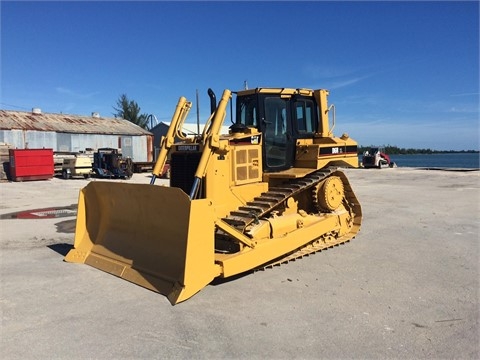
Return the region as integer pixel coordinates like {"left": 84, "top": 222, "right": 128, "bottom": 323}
{"left": 358, "top": 145, "right": 479, "bottom": 155}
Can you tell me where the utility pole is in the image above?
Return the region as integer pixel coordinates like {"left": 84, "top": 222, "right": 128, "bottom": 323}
{"left": 196, "top": 89, "right": 200, "bottom": 135}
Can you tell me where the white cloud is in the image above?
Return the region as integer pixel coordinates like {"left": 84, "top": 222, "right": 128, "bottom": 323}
{"left": 55, "top": 87, "right": 100, "bottom": 99}
{"left": 328, "top": 75, "right": 372, "bottom": 90}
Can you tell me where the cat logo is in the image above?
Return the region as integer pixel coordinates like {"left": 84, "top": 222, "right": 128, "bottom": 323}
{"left": 177, "top": 145, "right": 199, "bottom": 151}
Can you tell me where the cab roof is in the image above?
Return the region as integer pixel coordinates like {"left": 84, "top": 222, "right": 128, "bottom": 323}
{"left": 236, "top": 87, "right": 318, "bottom": 97}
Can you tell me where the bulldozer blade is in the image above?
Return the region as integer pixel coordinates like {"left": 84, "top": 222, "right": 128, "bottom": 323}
{"left": 65, "top": 182, "right": 220, "bottom": 305}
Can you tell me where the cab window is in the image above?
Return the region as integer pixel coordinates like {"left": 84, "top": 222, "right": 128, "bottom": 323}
{"left": 295, "top": 99, "right": 316, "bottom": 135}
{"left": 263, "top": 97, "right": 288, "bottom": 168}
{"left": 237, "top": 96, "right": 257, "bottom": 127}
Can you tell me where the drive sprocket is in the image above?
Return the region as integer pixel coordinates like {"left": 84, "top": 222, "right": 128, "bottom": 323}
{"left": 312, "top": 176, "right": 345, "bottom": 212}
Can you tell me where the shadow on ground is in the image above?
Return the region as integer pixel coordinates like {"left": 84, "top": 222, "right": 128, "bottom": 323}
{"left": 48, "top": 243, "right": 73, "bottom": 256}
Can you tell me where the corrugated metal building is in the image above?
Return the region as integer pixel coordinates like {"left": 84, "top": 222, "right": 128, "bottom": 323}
{"left": 0, "top": 109, "right": 154, "bottom": 162}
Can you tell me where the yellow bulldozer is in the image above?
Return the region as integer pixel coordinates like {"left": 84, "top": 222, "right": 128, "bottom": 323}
{"left": 65, "top": 87, "right": 362, "bottom": 305}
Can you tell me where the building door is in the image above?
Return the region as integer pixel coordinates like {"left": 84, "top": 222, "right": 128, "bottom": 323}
{"left": 119, "top": 136, "right": 133, "bottom": 158}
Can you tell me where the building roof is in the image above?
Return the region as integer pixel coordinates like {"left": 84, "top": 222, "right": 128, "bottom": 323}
{"left": 0, "top": 110, "right": 152, "bottom": 136}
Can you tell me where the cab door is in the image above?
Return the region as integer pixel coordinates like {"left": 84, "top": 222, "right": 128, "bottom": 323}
{"left": 261, "top": 96, "right": 295, "bottom": 171}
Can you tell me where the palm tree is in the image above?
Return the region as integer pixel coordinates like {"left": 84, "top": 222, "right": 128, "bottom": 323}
{"left": 113, "top": 94, "right": 148, "bottom": 129}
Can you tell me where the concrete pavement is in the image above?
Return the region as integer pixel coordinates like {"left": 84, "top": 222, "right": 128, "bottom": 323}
{"left": 0, "top": 168, "right": 478, "bottom": 359}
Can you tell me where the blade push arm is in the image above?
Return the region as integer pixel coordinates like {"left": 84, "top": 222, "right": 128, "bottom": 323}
{"left": 151, "top": 97, "right": 192, "bottom": 184}
{"left": 189, "top": 89, "right": 231, "bottom": 198}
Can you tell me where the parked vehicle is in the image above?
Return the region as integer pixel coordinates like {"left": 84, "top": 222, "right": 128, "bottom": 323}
{"left": 62, "top": 154, "right": 93, "bottom": 179}
{"left": 362, "top": 147, "right": 394, "bottom": 168}
{"left": 92, "top": 148, "right": 133, "bottom": 179}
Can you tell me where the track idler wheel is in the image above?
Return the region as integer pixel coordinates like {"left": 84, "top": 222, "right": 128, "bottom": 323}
{"left": 314, "top": 176, "right": 345, "bottom": 212}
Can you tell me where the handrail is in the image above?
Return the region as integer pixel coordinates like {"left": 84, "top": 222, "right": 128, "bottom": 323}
{"left": 328, "top": 103, "right": 336, "bottom": 136}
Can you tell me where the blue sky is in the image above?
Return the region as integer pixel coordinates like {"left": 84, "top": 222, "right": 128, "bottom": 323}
{"left": 1, "top": 1, "right": 479, "bottom": 150}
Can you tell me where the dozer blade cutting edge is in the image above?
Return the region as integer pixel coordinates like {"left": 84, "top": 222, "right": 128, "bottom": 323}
{"left": 65, "top": 181, "right": 221, "bottom": 305}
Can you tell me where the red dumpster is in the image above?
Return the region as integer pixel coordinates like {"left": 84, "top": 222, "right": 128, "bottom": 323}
{"left": 9, "top": 149, "right": 54, "bottom": 181}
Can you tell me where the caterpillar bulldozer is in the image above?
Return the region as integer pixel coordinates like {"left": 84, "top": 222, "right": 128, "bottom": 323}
{"left": 65, "top": 87, "right": 362, "bottom": 305}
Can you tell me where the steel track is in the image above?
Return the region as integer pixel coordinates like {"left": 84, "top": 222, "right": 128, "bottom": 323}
{"left": 222, "top": 168, "right": 334, "bottom": 230}
{"left": 220, "top": 167, "right": 362, "bottom": 268}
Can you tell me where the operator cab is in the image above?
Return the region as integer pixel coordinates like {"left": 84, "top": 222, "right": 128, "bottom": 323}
{"left": 234, "top": 88, "right": 319, "bottom": 172}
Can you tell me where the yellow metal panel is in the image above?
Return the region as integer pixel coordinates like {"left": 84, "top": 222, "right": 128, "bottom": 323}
{"left": 65, "top": 182, "right": 220, "bottom": 305}
{"left": 263, "top": 167, "right": 315, "bottom": 180}
{"left": 217, "top": 215, "right": 341, "bottom": 277}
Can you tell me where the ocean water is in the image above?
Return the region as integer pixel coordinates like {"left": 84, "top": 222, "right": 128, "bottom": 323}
{"left": 376, "top": 153, "right": 479, "bottom": 169}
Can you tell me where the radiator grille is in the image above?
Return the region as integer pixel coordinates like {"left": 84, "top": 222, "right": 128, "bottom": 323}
{"left": 233, "top": 146, "right": 261, "bottom": 185}
{"left": 170, "top": 151, "right": 202, "bottom": 195}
